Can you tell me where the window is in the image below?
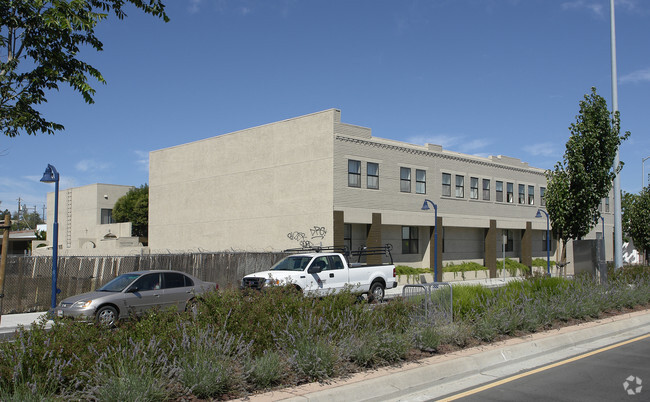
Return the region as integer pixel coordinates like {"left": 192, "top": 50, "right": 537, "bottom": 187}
{"left": 367, "top": 162, "right": 379, "bottom": 189}
{"left": 470, "top": 177, "right": 479, "bottom": 199}
{"left": 402, "top": 226, "right": 419, "bottom": 254}
{"left": 348, "top": 160, "right": 361, "bottom": 187}
{"left": 528, "top": 185, "right": 535, "bottom": 205}
{"left": 518, "top": 184, "right": 525, "bottom": 204}
{"left": 496, "top": 181, "right": 504, "bottom": 202}
{"left": 605, "top": 197, "right": 610, "bottom": 212}
{"left": 330, "top": 255, "right": 345, "bottom": 270}
{"left": 416, "top": 169, "right": 426, "bottom": 194}
{"left": 344, "top": 224, "right": 352, "bottom": 251}
{"left": 312, "top": 256, "right": 331, "bottom": 271}
{"left": 132, "top": 273, "right": 161, "bottom": 291}
{"left": 442, "top": 173, "right": 451, "bottom": 196}
{"left": 504, "top": 230, "right": 513, "bottom": 252}
{"left": 455, "top": 175, "right": 464, "bottom": 198}
{"left": 507, "top": 182, "right": 514, "bottom": 203}
{"left": 400, "top": 167, "right": 411, "bottom": 192}
{"left": 482, "top": 179, "right": 490, "bottom": 200}
{"left": 540, "top": 187, "right": 546, "bottom": 206}
{"left": 163, "top": 272, "right": 188, "bottom": 289}
{"left": 101, "top": 209, "right": 114, "bottom": 224}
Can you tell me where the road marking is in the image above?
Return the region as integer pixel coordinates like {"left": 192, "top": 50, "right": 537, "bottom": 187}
{"left": 439, "top": 333, "right": 650, "bottom": 401}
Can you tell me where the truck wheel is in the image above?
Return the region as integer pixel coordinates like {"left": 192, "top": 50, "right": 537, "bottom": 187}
{"left": 368, "top": 282, "right": 385, "bottom": 303}
{"left": 96, "top": 306, "right": 118, "bottom": 327}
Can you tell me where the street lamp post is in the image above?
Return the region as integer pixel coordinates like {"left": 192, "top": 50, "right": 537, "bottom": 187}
{"left": 40, "top": 164, "right": 60, "bottom": 310}
{"left": 600, "top": 216, "right": 607, "bottom": 283}
{"left": 535, "top": 209, "right": 551, "bottom": 276}
{"left": 421, "top": 199, "right": 438, "bottom": 282}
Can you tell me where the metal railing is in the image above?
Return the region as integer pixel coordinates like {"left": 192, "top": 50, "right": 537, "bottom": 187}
{"left": 402, "top": 282, "right": 453, "bottom": 323}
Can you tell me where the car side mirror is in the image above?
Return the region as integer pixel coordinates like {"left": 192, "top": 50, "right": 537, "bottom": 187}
{"left": 126, "top": 286, "right": 139, "bottom": 293}
{"left": 307, "top": 265, "right": 323, "bottom": 274}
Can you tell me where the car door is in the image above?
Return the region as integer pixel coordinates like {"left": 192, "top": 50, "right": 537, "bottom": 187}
{"left": 322, "top": 255, "right": 349, "bottom": 294}
{"left": 162, "top": 272, "right": 194, "bottom": 312}
{"left": 125, "top": 273, "right": 164, "bottom": 316}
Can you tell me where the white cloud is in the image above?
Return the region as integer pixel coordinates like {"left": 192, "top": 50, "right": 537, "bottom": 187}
{"left": 561, "top": 0, "right": 604, "bottom": 16}
{"left": 188, "top": 0, "right": 202, "bottom": 14}
{"left": 620, "top": 68, "right": 650, "bottom": 84}
{"left": 75, "top": 159, "right": 111, "bottom": 173}
{"left": 524, "top": 142, "right": 558, "bottom": 158}
{"left": 134, "top": 150, "right": 149, "bottom": 172}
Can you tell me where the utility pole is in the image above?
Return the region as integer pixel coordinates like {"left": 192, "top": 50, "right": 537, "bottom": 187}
{"left": 610, "top": 0, "right": 623, "bottom": 269}
{"left": 0, "top": 214, "right": 11, "bottom": 325}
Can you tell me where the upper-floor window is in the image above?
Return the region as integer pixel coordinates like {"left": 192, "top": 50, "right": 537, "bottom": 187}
{"left": 528, "top": 185, "right": 535, "bottom": 205}
{"left": 470, "top": 177, "right": 479, "bottom": 199}
{"left": 400, "top": 167, "right": 411, "bottom": 192}
{"left": 416, "top": 169, "right": 426, "bottom": 194}
{"left": 348, "top": 160, "right": 361, "bottom": 188}
{"left": 455, "top": 175, "right": 465, "bottom": 198}
{"left": 402, "top": 226, "right": 419, "bottom": 254}
{"left": 101, "top": 209, "right": 114, "bottom": 224}
{"left": 367, "top": 162, "right": 379, "bottom": 189}
{"left": 518, "top": 184, "right": 525, "bottom": 204}
{"left": 442, "top": 173, "right": 451, "bottom": 197}
{"left": 507, "top": 182, "right": 514, "bottom": 203}
{"left": 540, "top": 187, "right": 546, "bottom": 206}
{"left": 496, "top": 181, "right": 504, "bottom": 202}
{"left": 482, "top": 179, "right": 490, "bottom": 201}
{"left": 605, "top": 197, "right": 610, "bottom": 212}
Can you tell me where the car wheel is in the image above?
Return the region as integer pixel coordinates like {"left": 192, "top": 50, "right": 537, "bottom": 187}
{"left": 368, "top": 282, "right": 385, "bottom": 303}
{"left": 96, "top": 306, "right": 118, "bottom": 327}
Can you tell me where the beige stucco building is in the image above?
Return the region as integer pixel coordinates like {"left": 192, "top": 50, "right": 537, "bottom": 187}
{"left": 38, "top": 183, "right": 144, "bottom": 256}
{"left": 149, "top": 109, "right": 614, "bottom": 277}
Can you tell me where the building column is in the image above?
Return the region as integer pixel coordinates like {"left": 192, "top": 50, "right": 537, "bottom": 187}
{"left": 428, "top": 216, "right": 443, "bottom": 282}
{"left": 333, "top": 211, "right": 345, "bottom": 250}
{"left": 485, "top": 219, "right": 497, "bottom": 278}
{"left": 521, "top": 221, "right": 532, "bottom": 272}
{"left": 366, "top": 213, "right": 382, "bottom": 265}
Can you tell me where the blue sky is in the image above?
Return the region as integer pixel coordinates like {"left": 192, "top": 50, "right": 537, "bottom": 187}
{"left": 1, "top": 0, "right": 649, "bottom": 218}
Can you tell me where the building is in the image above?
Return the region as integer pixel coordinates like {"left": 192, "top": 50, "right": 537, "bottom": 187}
{"left": 149, "top": 109, "right": 613, "bottom": 276}
{"left": 38, "top": 183, "right": 144, "bottom": 256}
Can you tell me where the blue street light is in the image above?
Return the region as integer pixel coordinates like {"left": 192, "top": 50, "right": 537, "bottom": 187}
{"left": 535, "top": 209, "right": 551, "bottom": 276}
{"left": 40, "top": 164, "right": 60, "bottom": 310}
{"left": 421, "top": 199, "right": 438, "bottom": 282}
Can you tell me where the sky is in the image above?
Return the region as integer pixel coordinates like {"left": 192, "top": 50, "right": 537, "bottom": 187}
{"left": 1, "top": 0, "right": 649, "bottom": 218}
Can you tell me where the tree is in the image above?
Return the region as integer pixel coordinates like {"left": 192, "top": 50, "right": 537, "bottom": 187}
{"left": 11, "top": 209, "right": 44, "bottom": 231}
{"left": 622, "top": 188, "right": 650, "bottom": 264}
{"left": 113, "top": 183, "right": 148, "bottom": 238}
{"left": 1, "top": 0, "right": 168, "bottom": 137}
{"left": 545, "top": 87, "right": 630, "bottom": 262}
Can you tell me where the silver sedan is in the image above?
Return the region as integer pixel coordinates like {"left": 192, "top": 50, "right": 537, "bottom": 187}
{"left": 54, "top": 270, "right": 217, "bottom": 326}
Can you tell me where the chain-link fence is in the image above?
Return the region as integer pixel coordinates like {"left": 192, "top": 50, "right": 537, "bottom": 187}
{"left": 0, "top": 252, "right": 287, "bottom": 314}
{"left": 402, "top": 282, "right": 453, "bottom": 323}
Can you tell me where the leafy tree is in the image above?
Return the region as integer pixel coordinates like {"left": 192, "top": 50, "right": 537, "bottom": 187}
{"left": 11, "top": 209, "right": 44, "bottom": 231}
{"left": 1, "top": 0, "right": 168, "bottom": 137}
{"left": 545, "top": 87, "right": 630, "bottom": 262}
{"left": 622, "top": 188, "right": 650, "bottom": 264}
{"left": 113, "top": 183, "right": 148, "bottom": 238}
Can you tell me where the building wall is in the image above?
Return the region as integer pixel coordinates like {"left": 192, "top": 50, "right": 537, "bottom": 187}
{"left": 149, "top": 110, "right": 339, "bottom": 251}
{"left": 45, "top": 183, "right": 135, "bottom": 253}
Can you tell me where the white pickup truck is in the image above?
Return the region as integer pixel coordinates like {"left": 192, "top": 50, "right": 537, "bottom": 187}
{"left": 241, "top": 246, "right": 397, "bottom": 302}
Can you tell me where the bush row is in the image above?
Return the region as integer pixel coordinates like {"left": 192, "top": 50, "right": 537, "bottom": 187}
{"left": 1, "top": 266, "right": 648, "bottom": 400}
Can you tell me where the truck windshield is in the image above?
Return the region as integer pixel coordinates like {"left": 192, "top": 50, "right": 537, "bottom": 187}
{"left": 270, "top": 256, "right": 312, "bottom": 271}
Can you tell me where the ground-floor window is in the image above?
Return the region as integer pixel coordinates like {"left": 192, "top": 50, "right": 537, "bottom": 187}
{"left": 402, "top": 226, "right": 419, "bottom": 254}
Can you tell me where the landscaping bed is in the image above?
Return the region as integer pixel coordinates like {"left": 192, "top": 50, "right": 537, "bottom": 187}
{"left": 1, "top": 266, "right": 649, "bottom": 401}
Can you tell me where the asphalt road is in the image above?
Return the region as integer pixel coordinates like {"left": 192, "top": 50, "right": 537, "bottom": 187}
{"left": 440, "top": 334, "right": 650, "bottom": 401}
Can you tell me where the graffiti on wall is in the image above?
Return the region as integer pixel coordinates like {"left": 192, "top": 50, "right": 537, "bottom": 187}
{"left": 287, "top": 226, "right": 327, "bottom": 248}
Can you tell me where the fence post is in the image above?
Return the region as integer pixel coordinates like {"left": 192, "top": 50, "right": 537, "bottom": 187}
{"left": 0, "top": 214, "right": 12, "bottom": 323}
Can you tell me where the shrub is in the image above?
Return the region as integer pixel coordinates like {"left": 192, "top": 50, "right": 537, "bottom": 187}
{"left": 246, "top": 351, "right": 286, "bottom": 389}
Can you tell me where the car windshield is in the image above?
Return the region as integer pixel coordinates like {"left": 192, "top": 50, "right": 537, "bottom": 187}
{"left": 270, "top": 256, "right": 312, "bottom": 272}
{"left": 98, "top": 273, "right": 142, "bottom": 292}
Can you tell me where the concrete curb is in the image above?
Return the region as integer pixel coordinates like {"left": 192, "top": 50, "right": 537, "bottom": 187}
{"left": 241, "top": 309, "right": 650, "bottom": 401}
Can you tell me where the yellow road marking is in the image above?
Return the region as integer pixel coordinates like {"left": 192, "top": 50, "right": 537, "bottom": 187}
{"left": 438, "top": 333, "right": 650, "bottom": 401}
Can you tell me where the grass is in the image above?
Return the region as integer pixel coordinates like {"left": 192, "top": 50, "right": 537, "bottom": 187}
{"left": 0, "top": 266, "right": 649, "bottom": 400}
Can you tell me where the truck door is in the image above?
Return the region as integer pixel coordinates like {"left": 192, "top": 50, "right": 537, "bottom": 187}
{"left": 324, "top": 255, "right": 350, "bottom": 294}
